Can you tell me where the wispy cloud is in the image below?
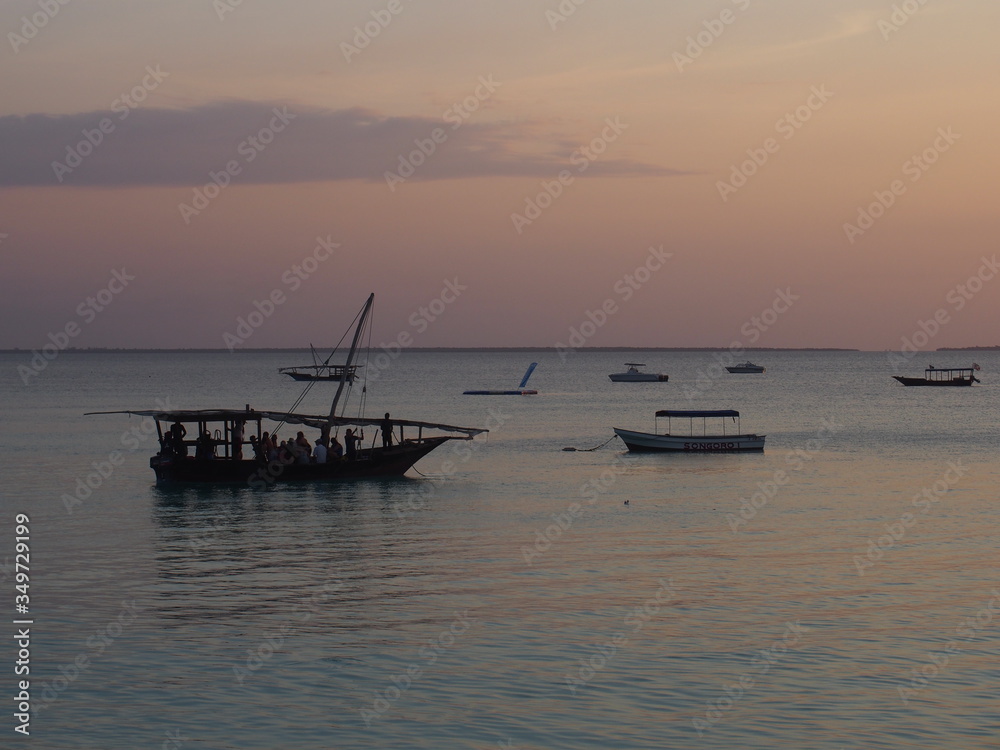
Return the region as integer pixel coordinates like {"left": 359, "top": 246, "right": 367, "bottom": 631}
{"left": 0, "top": 101, "right": 687, "bottom": 187}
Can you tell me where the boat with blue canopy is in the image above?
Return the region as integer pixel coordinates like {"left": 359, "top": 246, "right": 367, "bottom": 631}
{"left": 614, "top": 409, "right": 765, "bottom": 452}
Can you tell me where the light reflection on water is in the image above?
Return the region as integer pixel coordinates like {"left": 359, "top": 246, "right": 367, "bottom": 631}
{"left": 3, "top": 350, "right": 998, "bottom": 749}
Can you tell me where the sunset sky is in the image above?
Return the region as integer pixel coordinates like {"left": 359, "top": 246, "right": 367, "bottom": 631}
{"left": 1, "top": 0, "right": 998, "bottom": 351}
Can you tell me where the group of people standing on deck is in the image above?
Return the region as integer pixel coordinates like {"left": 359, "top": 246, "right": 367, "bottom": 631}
{"left": 250, "top": 431, "right": 348, "bottom": 465}
{"left": 162, "top": 413, "right": 397, "bottom": 463}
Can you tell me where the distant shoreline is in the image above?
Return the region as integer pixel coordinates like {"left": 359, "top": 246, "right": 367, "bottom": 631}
{"left": 3, "top": 346, "right": 997, "bottom": 354}
{"left": 5, "top": 346, "right": 865, "bottom": 354}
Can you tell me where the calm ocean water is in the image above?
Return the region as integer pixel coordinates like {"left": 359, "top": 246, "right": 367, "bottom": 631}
{"left": 2, "top": 349, "right": 999, "bottom": 749}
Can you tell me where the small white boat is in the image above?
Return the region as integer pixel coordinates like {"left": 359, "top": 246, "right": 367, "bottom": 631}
{"left": 609, "top": 363, "right": 668, "bottom": 382}
{"left": 614, "top": 409, "right": 765, "bottom": 452}
{"left": 726, "top": 361, "right": 765, "bottom": 374}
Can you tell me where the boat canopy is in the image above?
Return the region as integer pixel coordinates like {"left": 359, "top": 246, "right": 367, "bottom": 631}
{"left": 85, "top": 408, "right": 488, "bottom": 437}
{"left": 655, "top": 410, "right": 740, "bottom": 418}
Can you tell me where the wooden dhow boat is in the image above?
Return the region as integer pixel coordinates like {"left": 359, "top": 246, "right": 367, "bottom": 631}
{"left": 892, "top": 365, "right": 980, "bottom": 387}
{"left": 89, "top": 294, "right": 487, "bottom": 485}
{"left": 279, "top": 344, "right": 359, "bottom": 382}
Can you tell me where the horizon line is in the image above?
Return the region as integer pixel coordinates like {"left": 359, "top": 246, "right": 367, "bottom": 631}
{"left": 3, "top": 346, "right": 997, "bottom": 354}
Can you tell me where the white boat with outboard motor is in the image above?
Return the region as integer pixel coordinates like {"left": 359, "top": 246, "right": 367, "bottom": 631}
{"left": 726, "top": 361, "right": 765, "bottom": 374}
{"left": 608, "top": 363, "right": 668, "bottom": 382}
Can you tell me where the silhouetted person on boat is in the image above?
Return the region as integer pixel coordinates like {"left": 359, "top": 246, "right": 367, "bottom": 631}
{"left": 196, "top": 431, "right": 216, "bottom": 460}
{"left": 158, "top": 434, "right": 175, "bottom": 457}
{"left": 232, "top": 420, "right": 245, "bottom": 460}
{"left": 262, "top": 432, "right": 277, "bottom": 461}
{"left": 329, "top": 436, "right": 344, "bottom": 460}
{"left": 381, "top": 413, "right": 394, "bottom": 449}
{"left": 170, "top": 421, "right": 188, "bottom": 457}
{"left": 295, "top": 431, "right": 311, "bottom": 454}
{"left": 345, "top": 428, "right": 362, "bottom": 460}
{"left": 249, "top": 435, "right": 265, "bottom": 463}
{"left": 312, "top": 438, "right": 327, "bottom": 463}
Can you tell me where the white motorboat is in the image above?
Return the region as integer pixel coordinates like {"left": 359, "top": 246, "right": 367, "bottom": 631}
{"left": 609, "top": 363, "right": 668, "bottom": 382}
{"left": 726, "top": 361, "right": 765, "bottom": 374}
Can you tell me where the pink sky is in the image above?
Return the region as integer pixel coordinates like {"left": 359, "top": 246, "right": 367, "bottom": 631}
{"left": 2, "top": 0, "right": 998, "bottom": 351}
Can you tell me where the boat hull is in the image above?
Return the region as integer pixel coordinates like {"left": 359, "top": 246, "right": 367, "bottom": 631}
{"left": 726, "top": 367, "right": 765, "bottom": 374}
{"left": 892, "top": 376, "right": 975, "bottom": 386}
{"left": 609, "top": 374, "right": 669, "bottom": 382}
{"left": 149, "top": 437, "right": 453, "bottom": 485}
{"left": 463, "top": 390, "right": 538, "bottom": 395}
{"left": 283, "top": 372, "right": 356, "bottom": 382}
{"left": 613, "top": 428, "right": 765, "bottom": 452}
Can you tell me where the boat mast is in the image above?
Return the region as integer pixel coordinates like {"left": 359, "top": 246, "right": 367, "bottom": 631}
{"left": 328, "top": 293, "right": 374, "bottom": 421}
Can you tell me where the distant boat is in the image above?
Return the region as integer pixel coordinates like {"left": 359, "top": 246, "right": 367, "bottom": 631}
{"left": 726, "top": 361, "right": 766, "bottom": 374}
{"left": 89, "top": 294, "right": 487, "bottom": 485}
{"left": 614, "top": 409, "right": 765, "bottom": 452}
{"left": 893, "top": 364, "right": 980, "bottom": 387}
{"left": 279, "top": 344, "right": 359, "bottom": 382}
{"left": 609, "top": 363, "right": 668, "bottom": 382}
{"left": 464, "top": 362, "right": 538, "bottom": 395}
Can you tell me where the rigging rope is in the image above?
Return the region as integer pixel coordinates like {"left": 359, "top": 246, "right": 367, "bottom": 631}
{"left": 562, "top": 434, "right": 618, "bottom": 452}
{"left": 274, "top": 301, "right": 370, "bottom": 436}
